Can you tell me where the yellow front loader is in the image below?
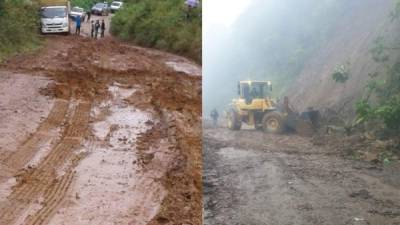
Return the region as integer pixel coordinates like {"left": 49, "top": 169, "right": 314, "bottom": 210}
{"left": 226, "top": 80, "right": 319, "bottom": 135}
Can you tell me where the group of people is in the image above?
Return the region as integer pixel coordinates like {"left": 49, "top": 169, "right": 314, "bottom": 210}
{"left": 90, "top": 20, "right": 106, "bottom": 39}
{"left": 74, "top": 13, "right": 106, "bottom": 39}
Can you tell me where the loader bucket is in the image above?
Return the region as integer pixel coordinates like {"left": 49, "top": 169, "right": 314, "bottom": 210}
{"left": 281, "top": 97, "right": 320, "bottom": 136}
{"left": 284, "top": 112, "right": 314, "bottom": 136}
{"left": 296, "top": 109, "right": 320, "bottom": 136}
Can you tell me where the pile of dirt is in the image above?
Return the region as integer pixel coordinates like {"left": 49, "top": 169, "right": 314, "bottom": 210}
{"left": 312, "top": 131, "right": 400, "bottom": 164}
{"left": 287, "top": 0, "right": 400, "bottom": 115}
{"left": 0, "top": 35, "right": 201, "bottom": 225}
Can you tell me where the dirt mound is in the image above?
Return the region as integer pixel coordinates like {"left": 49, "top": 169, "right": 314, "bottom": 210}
{"left": 287, "top": 0, "right": 400, "bottom": 115}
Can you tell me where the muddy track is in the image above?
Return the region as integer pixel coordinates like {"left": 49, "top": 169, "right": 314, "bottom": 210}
{"left": 0, "top": 101, "right": 91, "bottom": 225}
{"left": 2, "top": 99, "right": 70, "bottom": 170}
{"left": 203, "top": 127, "right": 400, "bottom": 225}
{"left": 0, "top": 35, "right": 201, "bottom": 225}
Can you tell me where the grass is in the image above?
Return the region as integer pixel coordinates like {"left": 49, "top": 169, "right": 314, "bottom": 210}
{"left": 70, "top": 0, "right": 98, "bottom": 10}
{"left": 0, "top": 0, "right": 42, "bottom": 61}
{"left": 110, "top": 0, "right": 201, "bottom": 63}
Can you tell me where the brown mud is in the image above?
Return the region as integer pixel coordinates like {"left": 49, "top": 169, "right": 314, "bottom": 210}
{"left": 203, "top": 126, "right": 400, "bottom": 225}
{"left": 0, "top": 34, "right": 201, "bottom": 225}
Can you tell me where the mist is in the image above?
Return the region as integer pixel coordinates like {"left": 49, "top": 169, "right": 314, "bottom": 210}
{"left": 203, "top": 0, "right": 355, "bottom": 117}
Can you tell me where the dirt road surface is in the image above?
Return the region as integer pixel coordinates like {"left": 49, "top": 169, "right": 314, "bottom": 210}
{"left": 203, "top": 127, "right": 400, "bottom": 225}
{"left": 0, "top": 33, "right": 201, "bottom": 225}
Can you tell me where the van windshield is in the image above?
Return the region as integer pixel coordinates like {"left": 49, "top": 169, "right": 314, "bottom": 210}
{"left": 41, "top": 7, "right": 66, "bottom": 18}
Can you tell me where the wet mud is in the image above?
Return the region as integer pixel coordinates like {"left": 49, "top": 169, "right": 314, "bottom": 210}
{"left": 203, "top": 127, "right": 400, "bottom": 225}
{"left": 0, "top": 35, "right": 201, "bottom": 225}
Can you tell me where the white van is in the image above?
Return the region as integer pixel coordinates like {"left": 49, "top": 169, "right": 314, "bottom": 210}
{"left": 40, "top": 1, "right": 70, "bottom": 34}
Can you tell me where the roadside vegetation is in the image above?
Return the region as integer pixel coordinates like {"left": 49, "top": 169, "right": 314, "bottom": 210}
{"left": 0, "top": 0, "right": 41, "bottom": 61}
{"left": 355, "top": 0, "right": 400, "bottom": 134}
{"left": 110, "top": 0, "right": 202, "bottom": 63}
{"left": 70, "top": 0, "right": 98, "bottom": 10}
{"left": 322, "top": 1, "right": 400, "bottom": 164}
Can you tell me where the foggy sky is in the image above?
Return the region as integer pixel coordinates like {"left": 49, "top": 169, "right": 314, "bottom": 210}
{"left": 203, "top": 0, "right": 351, "bottom": 117}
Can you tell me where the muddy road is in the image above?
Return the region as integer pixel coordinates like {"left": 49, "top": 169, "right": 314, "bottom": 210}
{"left": 203, "top": 127, "right": 400, "bottom": 225}
{"left": 0, "top": 35, "right": 201, "bottom": 225}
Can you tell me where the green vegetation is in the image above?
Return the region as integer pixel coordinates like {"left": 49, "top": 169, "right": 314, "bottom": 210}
{"left": 0, "top": 0, "right": 41, "bottom": 61}
{"left": 332, "top": 63, "right": 350, "bottom": 83}
{"left": 356, "top": 63, "right": 400, "bottom": 132}
{"left": 70, "top": 0, "right": 107, "bottom": 10}
{"left": 70, "top": 0, "right": 95, "bottom": 10}
{"left": 355, "top": 2, "right": 400, "bottom": 132}
{"left": 390, "top": 0, "right": 400, "bottom": 20}
{"left": 110, "top": 0, "right": 201, "bottom": 62}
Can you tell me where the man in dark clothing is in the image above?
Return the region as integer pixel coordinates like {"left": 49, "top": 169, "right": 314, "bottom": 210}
{"left": 90, "top": 21, "right": 95, "bottom": 38}
{"left": 86, "top": 10, "right": 91, "bottom": 22}
{"left": 100, "top": 20, "right": 106, "bottom": 38}
{"left": 210, "top": 109, "right": 219, "bottom": 127}
{"left": 75, "top": 15, "right": 81, "bottom": 35}
{"left": 94, "top": 20, "right": 100, "bottom": 39}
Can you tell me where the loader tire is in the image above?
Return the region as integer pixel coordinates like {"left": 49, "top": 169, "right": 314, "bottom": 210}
{"left": 227, "top": 109, "right": 241, "bottom": 130}
{"left": 262, "top": 111, "right": 283, "bottom": 133}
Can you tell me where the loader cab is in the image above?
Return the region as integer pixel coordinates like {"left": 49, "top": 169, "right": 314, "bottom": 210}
{"left": 238, "top": 81, "right": 272, "bottom": 104}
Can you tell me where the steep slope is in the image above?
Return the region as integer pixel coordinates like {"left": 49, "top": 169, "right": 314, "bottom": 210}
{"left": 287, "top": 0, "right": 400, "bottom": 115}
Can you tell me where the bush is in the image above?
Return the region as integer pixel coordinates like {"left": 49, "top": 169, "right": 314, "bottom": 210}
{"left": 110, "top": 0, "right": 201, "bottom": 63}
{"left": 356, "top": 61, "right": 400, "bottom": 131}
{"left": 0, "top": 0, "right": 41, "bottom": 60}
{"left": 355, "top": 97, "right": 400, "bottom": 131}
{"left": 332, "top": 63, "right": 350, "bottom": 83}
{"left": 70, "top": 0, "right": 102, "bottom": 10}
{"left": 355, "top": 4, "right": 400, "bottom": 133}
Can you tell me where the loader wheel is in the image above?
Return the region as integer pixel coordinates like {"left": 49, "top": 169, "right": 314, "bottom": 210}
{"left": 262, "top": 111, "right": 283, "bottom": 133}
{"left": 227, "top": 110, "right": 241, "bottom": 130}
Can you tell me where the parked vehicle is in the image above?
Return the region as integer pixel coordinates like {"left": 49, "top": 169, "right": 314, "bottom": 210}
{"left": 39, "top": 0, "right": 71, "bottom": 34}
{"left": 110, "top": 1, "right": 123, "bottom": 13}
{"left": 69, "top": 6, "right": 86, "bottom": 21}
{"left": 91, "top": 2, "right": 110, "bottom": 16}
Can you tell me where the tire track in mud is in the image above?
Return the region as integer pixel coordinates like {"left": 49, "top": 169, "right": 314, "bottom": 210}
{"left": 2, "top": 99, "right": 70, "bottom": 170}
{"left": 0, "top": 101, "right": 91, "bottom": 225}
{"left": 1, "top": 36, "right": 202, "bottom": 225}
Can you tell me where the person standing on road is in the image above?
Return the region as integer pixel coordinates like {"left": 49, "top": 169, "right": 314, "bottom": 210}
{"left": 75, "top": 15, "right": 81, "bottom": 35}
{"left": 210, "top": 109, "right": 219, "bottom": 127}
{"left": 90, "top": 21, "right": 95, "bottom": 38}
{"left": 100, "top": 20, "right": 106, "bottom": 38}
{"left": 94, "top": 20, "right": 100, "bottom": 39}
{"left": 86, "top": 10, "right": 91, "bottom": 22}
{"left": 184, "top": 0, "right": 199, "bottom": 19}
